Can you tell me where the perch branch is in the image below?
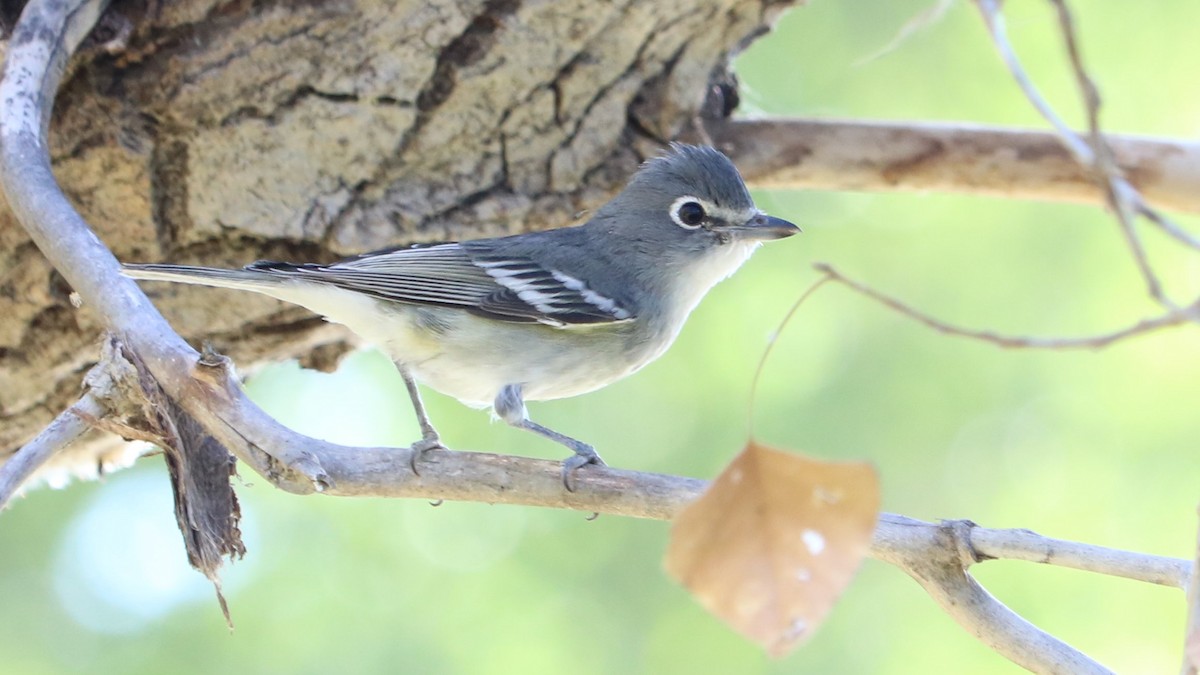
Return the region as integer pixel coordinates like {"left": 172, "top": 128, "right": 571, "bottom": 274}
{"left": 0, "top": 394, "right": 104, "bottom": 510}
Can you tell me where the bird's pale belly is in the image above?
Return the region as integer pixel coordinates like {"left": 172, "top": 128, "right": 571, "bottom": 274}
{"left": 368, "top": 306, "right": 673, "bottom": 407}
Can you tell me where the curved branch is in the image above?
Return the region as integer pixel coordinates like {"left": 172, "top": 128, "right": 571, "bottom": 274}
{"left": 0, "top": 0, "right": 329, "bottom": 491}
{"left": 0, "top": 394, "right": 103, "bottom": 509}
{"left": 714, "top": 118, "right": 1200, "bottom": 215}
{"left": 873, "top": 518, "right": 1113, "bottom": 674}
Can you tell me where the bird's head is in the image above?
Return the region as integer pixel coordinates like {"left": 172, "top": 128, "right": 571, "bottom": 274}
{"left": 588, "top": 143, "right": 800, "bottom": 317}
{"left": 597, "top": 143, "right": 798, "bottom": 254}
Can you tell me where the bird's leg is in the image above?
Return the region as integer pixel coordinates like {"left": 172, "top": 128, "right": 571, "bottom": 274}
{"left": 494, "top": 384, "right": 605, "bottom": 491}
{"left": 395, "top": 362, "right": 445, "bottom": 474}
{"left": 519, "top": 419, "right": 607, "bottom": 491}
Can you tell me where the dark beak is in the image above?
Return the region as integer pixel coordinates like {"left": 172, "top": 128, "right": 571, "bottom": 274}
{"left": 729, "top": 213, "right": 801, "bottom": 241}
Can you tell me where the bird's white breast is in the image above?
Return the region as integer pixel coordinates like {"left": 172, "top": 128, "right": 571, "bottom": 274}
{"left": 665, "top": 240, "right": 761, "bottom": 323}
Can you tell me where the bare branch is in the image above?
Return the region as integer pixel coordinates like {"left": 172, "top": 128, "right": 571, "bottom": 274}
{"left": 970, "top": 526, "right": 1189, "bottom": 589}
{"left": 711, "top": 118, "right": 1200, "bottom": 216}
{"left": 972, "top": 0, "right": 1196, "bottom": 308}
{"left": 1138, "top": 199, "right": 1200, "bottom": 251}
{"left": 814, "top": 263, "right": 1196, "bottom": 349}
{"left": 1049, "top": 0, "right": 1103, "bottom": 160}
{"left": 0, "top": 394, "right": 104, "bottom": 510}
{"left": 1108, "top": 184, "right": 1166, "bottom": 304}
{"left": 873, "top": 517, "right": 1114, "bottom": 674}
{"left": 1045, "top": 0, "right": 1168, "bottom": 304}
{"left": 1048, "top": 0, "right": 1200, "bottom": 298}
{"left": 312, "top": 443, "right": 1187, "bottom": 670}
{"left": 973, "top": 0, "right": 1094, "bottom": 164}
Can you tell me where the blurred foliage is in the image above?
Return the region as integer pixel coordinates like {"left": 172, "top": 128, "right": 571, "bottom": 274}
{"left": 3, "top": 1, "right": 1200, "bottom": 673}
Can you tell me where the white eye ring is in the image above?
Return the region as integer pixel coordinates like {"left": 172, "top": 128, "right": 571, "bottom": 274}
{"left": 669, "top": 196, "right": 707, "bottom": 230}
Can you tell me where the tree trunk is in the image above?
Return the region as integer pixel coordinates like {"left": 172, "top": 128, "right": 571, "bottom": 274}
{"left": 0, "top": 0, "right": 790, "bottom": 474}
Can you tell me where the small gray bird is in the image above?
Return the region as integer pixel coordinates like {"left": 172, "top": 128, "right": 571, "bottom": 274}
{"left": 124, "top": 144, "right": 798, "bottom": 488}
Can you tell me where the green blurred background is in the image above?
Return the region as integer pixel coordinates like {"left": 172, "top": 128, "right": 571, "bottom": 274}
{"left": 4, "top": 1, "right": 1200, "bottom": 672}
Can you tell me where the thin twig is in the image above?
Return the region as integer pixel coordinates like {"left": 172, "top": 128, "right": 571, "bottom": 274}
{"left": 1107, "top": 182, "right": 1166, "bottom": 304}
{"left": 973, "top": 0, "right": 1093, "bottom": 163}
{"left": 1138, "top": 201, "right": 1200, "bottom": 251}
{"left": 0, "top": 394, "right": 105, "bottom": 509}
{"left": 974, "top": 0, "right": 1171, "bottom": 305}
{"left": 1048, "top": 0, "right": 1170, "bottom": 305}
{"left": 970, "top": 526, "right": 1189, "bottom": 589}
{"left": 815, "top": 263, "right": 1194, "bottom": 349}
{"left": 1048, "top": 0, "right": 1113, "bottom": 193}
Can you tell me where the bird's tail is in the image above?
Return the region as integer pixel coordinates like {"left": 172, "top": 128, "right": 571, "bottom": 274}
{"left": 122, "top": 263, "right": 287, "bottom": 294}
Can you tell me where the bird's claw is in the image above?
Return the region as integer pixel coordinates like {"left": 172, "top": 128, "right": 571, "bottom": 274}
{"left": 409, "top": 436, "right": 447, "bottom": 476}
{"left": 561, "top": 449, "right": 605, "bottom": 492}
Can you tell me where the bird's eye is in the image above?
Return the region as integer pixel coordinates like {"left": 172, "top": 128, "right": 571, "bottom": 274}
{"left": 670, "top": 197, "right": 707, "bottom": 229}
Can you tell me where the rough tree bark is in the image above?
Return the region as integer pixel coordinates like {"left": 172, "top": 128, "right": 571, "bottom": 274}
{"left": 0, "top": 0, "right": 791, "bottom": 479}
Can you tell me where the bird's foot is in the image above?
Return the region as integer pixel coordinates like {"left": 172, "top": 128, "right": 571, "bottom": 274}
{"left": 409, "top": 435, "right": 448, "bottom": 476}
{"left": 561, "top": 445, "right": 606, "bottom": 492}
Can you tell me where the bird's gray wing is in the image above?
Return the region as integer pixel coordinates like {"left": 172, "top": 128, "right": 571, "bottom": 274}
{"left": 248, "top": 242, "right": 633, "bottom": 327}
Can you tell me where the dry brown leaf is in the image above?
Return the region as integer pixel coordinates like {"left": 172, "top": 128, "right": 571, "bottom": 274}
{"left": 664, "top": 442, "right": 880, "bottom": 658}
